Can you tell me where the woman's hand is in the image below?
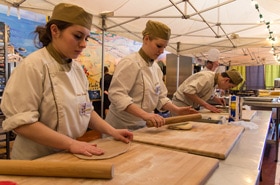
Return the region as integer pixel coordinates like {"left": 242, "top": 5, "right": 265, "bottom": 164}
{"left": 68, "top": 140, "right": 104, "bottom": 157}
{"left": 175, "top": 106, "right": 199, "bottom": 115}
{"left": 204, "top": 104, "right": 222, "bottom": 113}
{"left": 216, "top": 97, "right": 226, "bottom": 106}
{"left": 124, "top": 104, "right": 165, "bottom": 128}
{"left": 143, "top": 113, "right": 165, "bottom": 128}
{"left": 69, "top": 129, "right": 133, "bottom": 157}
{"left": 213, "top": 96, "right": 226, "bottom": 106}
{"left": 112, "top": 129, "right": 133, "bottom": 143}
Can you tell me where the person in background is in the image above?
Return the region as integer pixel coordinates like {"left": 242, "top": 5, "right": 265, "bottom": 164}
{"left": 203, "top": 48, "right": 220, "bottom": 72}
{"left": 0, "top": 3, "right": 132, "bottom": 160}
{"left": 105, "top": 20, "right": 198, "bottom": 131}
{"left": 99, "top": 66, "right": 113, "bottom": 117}
{"left": 203, "top": 48, "right": 225, "bottom": 96}
{"left": 172, "top": 69, "right": 243, "bottom": 113}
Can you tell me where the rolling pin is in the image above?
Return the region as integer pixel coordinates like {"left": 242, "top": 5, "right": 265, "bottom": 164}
{"left": 0, "top": 160, "right": 114, "bottom": 179}
{"left": 146, "top": 113, "right": 202, "bottom": 127}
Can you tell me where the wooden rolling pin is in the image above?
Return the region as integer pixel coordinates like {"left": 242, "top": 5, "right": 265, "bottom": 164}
{"left": 146, "top": 113, "right": 202, "bottom": 127}
{"left": 0, "top": 160, "right": 114, "bottom": 179}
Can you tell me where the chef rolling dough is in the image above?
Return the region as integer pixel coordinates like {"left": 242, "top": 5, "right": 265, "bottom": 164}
{"left": 74, "top": 138, "right": 131, "bottom": 160}
{"left": 168, "top": 122, "right": 193, "bottom": 130}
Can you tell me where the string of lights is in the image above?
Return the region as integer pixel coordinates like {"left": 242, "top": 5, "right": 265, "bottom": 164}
{"left": 251, "top": 0, "right": 279, "bottom": 62}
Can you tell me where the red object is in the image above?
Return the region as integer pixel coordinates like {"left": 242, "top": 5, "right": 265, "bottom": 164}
{"left": 0, "top": 181, "right": 17, "bottom": 185}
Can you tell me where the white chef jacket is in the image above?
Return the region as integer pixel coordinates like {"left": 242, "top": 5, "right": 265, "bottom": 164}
{"left": 0, "top": 47, "right": 92, "bottom": 159}
{"left": 202, "top": 66, "right": 219, "bottom": 73}
{"left": 105, "top": 52, "right": 170, "bottom": 130}
{"left": 172, "top": 71, "right": 216, "bottom": 109}
{"left": 202, "top": 66, "right": 212, "bottom": 71}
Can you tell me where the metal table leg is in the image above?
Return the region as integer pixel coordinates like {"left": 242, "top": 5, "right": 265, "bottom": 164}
{"left": 6, "top": 131, "right": 10, "bottom": 159}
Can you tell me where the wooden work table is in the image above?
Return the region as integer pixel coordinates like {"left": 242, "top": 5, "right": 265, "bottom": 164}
{"left": 0, "top": 110, "right": 272, "bottom": 185}
{"left": 0, "top": 143, "right": 219, "bottom": 185}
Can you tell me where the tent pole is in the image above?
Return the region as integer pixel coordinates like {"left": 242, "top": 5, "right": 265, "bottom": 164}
{"left": 100, "top": 17, "right": 106, "bottom": 119}
{"left": 176, "top": 55, "right": 180, "bottom": 90}
{"left": 176, "top": 42, "right": 181, "bottom": 90}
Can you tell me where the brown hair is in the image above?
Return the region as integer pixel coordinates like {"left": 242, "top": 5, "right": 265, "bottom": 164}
{"left": 221, "top": 72, "right": 234, "bottom": 84}
{"left": 104, "top": 66, "right": 109, "bottom": 73}
{"left": 33, "top": 20, "right": 72, "bottom": 48}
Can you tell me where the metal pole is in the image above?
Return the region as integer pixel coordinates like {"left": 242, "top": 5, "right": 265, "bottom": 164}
{"left": 100, "top": 17, "right": 106, "bottom": 119}
{"left": 176, "top": 42, "right": 180, "bottom": 89}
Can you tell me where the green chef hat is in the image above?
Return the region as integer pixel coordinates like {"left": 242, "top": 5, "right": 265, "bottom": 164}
{"left": 226, "top": 69, "right": 243, "bottom": 85}
{"left": 142, "top": 20, "right": 171, "bottom": 40}
{"left": 50, "top": 3, "right": 93, "bottom": 30}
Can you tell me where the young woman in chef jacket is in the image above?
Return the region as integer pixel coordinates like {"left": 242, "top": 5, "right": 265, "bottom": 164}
{"left": 0, "top": 3, "right": 133, "bottom": 160}
{"left": 105, "top": 20, "right": 198, "bottom": 131}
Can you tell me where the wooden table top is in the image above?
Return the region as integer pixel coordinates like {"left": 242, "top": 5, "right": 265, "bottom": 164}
{"left": 133, "top": 122, "right": 245, "bottom": 159}
{"left": 0, "top": 142, "right": 219, "bottom": 185}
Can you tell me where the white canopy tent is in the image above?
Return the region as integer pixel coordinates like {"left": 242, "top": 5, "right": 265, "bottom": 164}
{"left": 0, "top": 0, "right": 280, "bottom": 66}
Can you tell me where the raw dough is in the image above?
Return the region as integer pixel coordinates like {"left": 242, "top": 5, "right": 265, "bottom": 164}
{"left": 74, "top": 138, "right": 131, "bottom": 160}
{"left": 168, "top": 122, "right": 193, "bottom": 130}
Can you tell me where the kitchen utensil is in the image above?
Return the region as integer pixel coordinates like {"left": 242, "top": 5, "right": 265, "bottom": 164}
{"left": 146, "top": 113, "right": 202, "bottom": 127}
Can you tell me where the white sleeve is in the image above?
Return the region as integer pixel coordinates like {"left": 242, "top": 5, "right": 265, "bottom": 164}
{"left": 1, "top": 58, "right": 42, "bottom": 131}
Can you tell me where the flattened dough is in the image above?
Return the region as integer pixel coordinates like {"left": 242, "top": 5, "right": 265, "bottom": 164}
{"left": 168, "top": 122, "right": 193, "bottom": 130}
{"left": 74, "top": 138, "right": 131, "bottom": 160}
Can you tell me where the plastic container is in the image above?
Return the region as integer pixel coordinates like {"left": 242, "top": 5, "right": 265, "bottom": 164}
{"left": 228, "top": 95, "right": 243, "bottom": 122}
{"left": 229, "top": 95, "right": 236, "bottom": 122}
{"left": 230, "top": 96, "right": 236, "bottom": 115}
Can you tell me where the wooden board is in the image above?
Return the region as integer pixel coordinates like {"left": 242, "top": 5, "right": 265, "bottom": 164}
{"left": 133, "top": 122, "right": 245, "bottom": 159}
{"left": 0, "top": 143, "right": 219, "bottom": 185}
{"left": 241, "top": 110, "right": 256, "bottom": 121}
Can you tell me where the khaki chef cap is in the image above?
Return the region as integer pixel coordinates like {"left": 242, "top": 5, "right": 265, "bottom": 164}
{"left": 142, "top": 20, "right": 171, "bottom": 40}
{"left": 50, "top": 3, "right": 93, "bottom": 30}
{"left": 207, "top": 48, "right": 220, "bottom": 62}
{"left": 226, "top": 69, "right": 243, "bottom": 85}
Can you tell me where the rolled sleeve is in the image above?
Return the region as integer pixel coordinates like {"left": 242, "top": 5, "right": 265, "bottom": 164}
{"left": 2, "top": 111, "right": 39, "bottom": 131}
{"left": 157, "top": 97, "right": 171, "bottom": 111}
{"left": 1, "top": 58, "right": 43, "bottom": 131}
